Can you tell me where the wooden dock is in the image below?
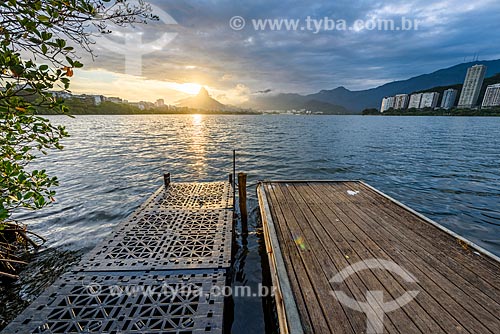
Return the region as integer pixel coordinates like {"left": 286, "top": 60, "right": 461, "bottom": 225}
{"left": 3, "top": 175, "right": 233, "bottom": 334}
{"left": 258, "top": 181, "right": 500, "bottom": 334}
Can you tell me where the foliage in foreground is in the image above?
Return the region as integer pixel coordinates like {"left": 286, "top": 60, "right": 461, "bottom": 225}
{"left": 1, "top": 0, "right": 154, "bottom": 278}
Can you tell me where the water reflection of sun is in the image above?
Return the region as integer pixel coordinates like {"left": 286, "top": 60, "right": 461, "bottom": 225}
{"left": 188, "top": 114, "right": 207, "bottom": 173}
{"left": 192, "top": 114, "right": 203, "bottom": 126}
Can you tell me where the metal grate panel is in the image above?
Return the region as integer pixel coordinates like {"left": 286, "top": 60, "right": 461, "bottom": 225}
{"left": 4, "top": 270, "right": 225, "bottom": 334}
{"left": 148, "top": 183, "right": 233, "bottom": 210}
{"left": 78, "top": 210, "right": 232, "bottom": 271}
{"left": 4, "top": 181, "right": 234, "bottom": 333}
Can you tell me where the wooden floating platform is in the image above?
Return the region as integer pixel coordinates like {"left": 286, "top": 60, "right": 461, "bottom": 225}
{"left": 258, "top": 181, "right": 500, "bottom": 334}
{"left": 3, "top": 177, "right": 233, "bottom": 334}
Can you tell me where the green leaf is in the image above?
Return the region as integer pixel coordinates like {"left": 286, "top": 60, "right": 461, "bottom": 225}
{"left": 0, "top": 206, "right": 8, "bottom": 221}
{"left": 38, "top": 15, "right": 50, "bottom": 22}
{"left": 56, "top": 39, "right": 66, "bottom": 48}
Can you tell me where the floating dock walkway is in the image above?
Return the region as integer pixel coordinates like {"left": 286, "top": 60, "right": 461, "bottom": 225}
{"left": 4, "top": 175, "right": 233, "bottom": 333}
{"left": 258, "top": 181, "right": 500, "bottom": 334}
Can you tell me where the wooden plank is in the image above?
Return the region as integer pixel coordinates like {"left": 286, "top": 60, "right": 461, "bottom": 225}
{"left": 257, "top": 184, "right": 304, "bottom": 334}
{"left": 360, "top": 182, "right": 500, "bottom": 289}
{"left": 265, "top": 184, "right": 333, "bottom": 334}
{"left": 296, "top": 182, "right": 443, "bottom": 333}
{"left": 258, "top": 180, "right": 500, "bottom": 334}
{"left": 327, "top": 182, "right": 498, "bottom": 334}
{"left": 333, "top": 183, "right": 500, "bottom": 324}
{"left": 264, "top": 184, "right": 317, "bottom": 333}
{"left": 357, "top": 183, "right": 500, "bottom": 301}
{"left": 361, "top": 181, "right": 500, "bottom": 266}
{"left": 280, "top": 183, "right": 406, "bottom": 334}
{"left": 309, "top": 182, "right": 471, "bottom": 334}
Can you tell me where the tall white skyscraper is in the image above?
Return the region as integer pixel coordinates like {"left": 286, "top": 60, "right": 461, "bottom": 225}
{"left": 441, "top": 89, "right": 458, "bottom": 109}
{"left": 458, "top": 64, "right": 487, "bottom": 108}
{"left": 380, "top": 96, "right": 395, "bottom": 112}
{"left": 482, "top": 84, "right": 500, "bottom": 108}
{"left": 394, "top": 94, "right": 409, "bottom": 110}
{"left": 408, "top": 93, "right": 423, "bottom": 109}
{"left": 420, "top": 92, "right": 440, "bottom": 109}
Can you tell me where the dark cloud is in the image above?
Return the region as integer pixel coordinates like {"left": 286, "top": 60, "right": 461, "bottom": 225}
{"left": 255, "top": 89, "right": 273, "bottom": 94}
{"left": 85, "top": 0, "right": 500, "bottom": 95}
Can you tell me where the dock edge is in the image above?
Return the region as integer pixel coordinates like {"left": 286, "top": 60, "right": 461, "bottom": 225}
{"left": 257, "top": 183, "right": 304, "bottom": 334}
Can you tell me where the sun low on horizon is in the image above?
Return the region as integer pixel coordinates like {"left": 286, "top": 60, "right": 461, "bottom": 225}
{"left": 172, "top": 82, "right": 203, "bottom": 95}
{"left": 69, "top": 68, "right": 211, "bottom": 103}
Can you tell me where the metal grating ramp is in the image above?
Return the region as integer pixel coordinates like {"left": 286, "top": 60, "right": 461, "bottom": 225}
{"left": 78, "top": 209, "right": 232, "bottom": 271}
{"left": 3, "top": 180, "right": 234, "bottom": 334}
{"left": 146, "top": 182, "right": 233, "bottom": 210}
{"left": 6, "top": 270, "right": 225, "bottom": 334}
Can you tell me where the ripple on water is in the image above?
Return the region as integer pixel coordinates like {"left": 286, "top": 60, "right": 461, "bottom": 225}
{"left": 2, "top": 115, "right": 500, "bottom": 333}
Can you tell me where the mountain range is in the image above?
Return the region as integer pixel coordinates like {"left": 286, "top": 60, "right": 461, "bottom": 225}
{"left": 247, "top": 59, "right": 500, "bottom": 113}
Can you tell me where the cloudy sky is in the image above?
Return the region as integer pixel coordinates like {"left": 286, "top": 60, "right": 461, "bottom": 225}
{"left": 70, "top": 0, "right": 500, "bottom": 104}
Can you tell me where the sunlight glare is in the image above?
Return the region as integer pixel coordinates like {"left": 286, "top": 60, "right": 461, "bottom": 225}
{"left": 177, "top": 83, "right": 202, "bottom": 95}
{"left": 192, "top": 114, "right": 203, "bottom": 125}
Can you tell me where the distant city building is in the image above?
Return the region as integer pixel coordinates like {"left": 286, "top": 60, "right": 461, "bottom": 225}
{"left": 420, "top": 92, "right": 440, "bottom": 109}
{"left": 72, "top": 94, "right": 103, "bottom": 106}
{"left": 128, "top": 102, "right": 142, "bottom": 110}
{"left": 394, "top": 94, "right": 409, "bottom": 110}
{"left": 481, "top": 83, "right": 500, "bottom": 108}
{"left": 155, "top": 99, "right": 165, "bottom": 107}
{"left": 458, "top": 64, "right": 487, "bottom": 108}
{"left": 139, "top": 101, "right": 155, "bottom": 110}
{"left": 441, "top": 89, "right": 458, "bottom": 109}
{"left": 92, "top": 95, "right": 104, "bottom": 106}
{"left": 408, "top": 93, "right": 423, "bottom": 109}
{"left": 380, "top": 96, "right": 395, "bottom": 112}
{"left": 51, "top": 91, "right": 72, "bottom": 99}
{"left": 105, "top": 96, "right": 123, "bottom": 104}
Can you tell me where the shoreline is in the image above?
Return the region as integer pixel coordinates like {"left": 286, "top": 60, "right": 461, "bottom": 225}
{"left": 37, "top": 112, "right": 500, "bottom": 116}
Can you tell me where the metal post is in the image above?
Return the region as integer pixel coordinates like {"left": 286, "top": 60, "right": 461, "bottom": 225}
{"left": 238, "top": 172, "right": 248, "bottom": 234}
{"left": 163, "top": 173, "right": 171, "bottom": 189}
{"left": 232, "top": 150, "right": 236, "bottom": 211}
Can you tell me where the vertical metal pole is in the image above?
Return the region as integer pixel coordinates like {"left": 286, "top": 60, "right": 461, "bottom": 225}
{"left": 232, "top": 150, "right": 236, "bottom": 212}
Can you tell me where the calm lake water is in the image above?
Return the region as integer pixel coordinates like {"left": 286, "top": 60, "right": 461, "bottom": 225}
{"left": 2, "top": 114, "right": 500, "bottom": 332}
